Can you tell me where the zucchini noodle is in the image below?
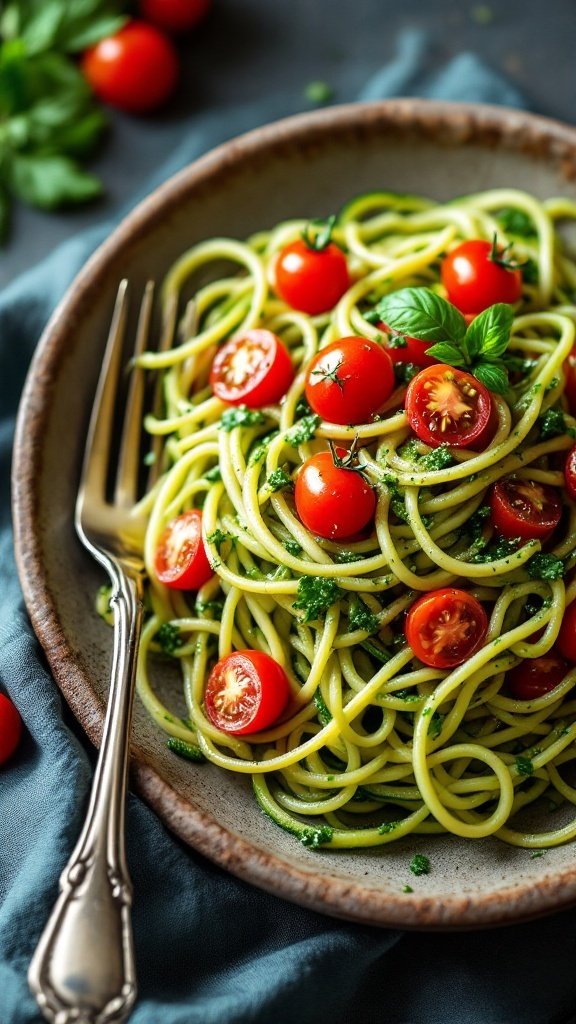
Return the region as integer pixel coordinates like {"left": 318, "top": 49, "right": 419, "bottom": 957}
{"left": 123, "top": 187, "right": 576, "bottom": 852}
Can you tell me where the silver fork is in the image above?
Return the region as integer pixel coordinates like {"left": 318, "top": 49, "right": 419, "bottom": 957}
{"left": 28, "top": 280, "right": 165, "bottom": 1024}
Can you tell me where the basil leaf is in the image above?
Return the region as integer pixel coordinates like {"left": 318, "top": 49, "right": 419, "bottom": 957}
{"left": 61, "top": 14, "right": 128, "bottom": 53}
{"left": 473, "top": 362, "right": 509, "bottom": 394}
{"left": 424, "top": 342, "right": 467, "bottom": 366}
{"left": 9, "top": 153, "right": 102, "bottom": 208}
{"left": 375, "top": 287, "right": 467, "bottom": 345}
{"left": 465, "top": 303, "right": 513, "bottom": 360}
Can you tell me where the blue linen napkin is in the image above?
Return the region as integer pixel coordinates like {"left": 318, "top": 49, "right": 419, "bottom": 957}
{"left": 2, "top": 31, "right": 576, "bottom": 1024}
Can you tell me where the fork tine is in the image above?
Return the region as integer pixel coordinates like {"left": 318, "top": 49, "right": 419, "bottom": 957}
{"left": 145, "top": 289, "right": 178, "bottom": 491}
{"left": 114, "top": 281, "right": 155, "bottom": 508}
{"left": 77, "top": 279, "right": 129, "bottom": 511}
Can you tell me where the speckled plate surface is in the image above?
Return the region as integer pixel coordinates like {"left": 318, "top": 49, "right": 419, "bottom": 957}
{"left": 12, "top": 99, "right": 576, "bottom": 929}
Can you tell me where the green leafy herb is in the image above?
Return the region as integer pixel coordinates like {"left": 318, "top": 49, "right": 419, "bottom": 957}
{"left": 348, "top": 594, "right": 379, "bottom": 635}
{"left": 527, "top": 553, "right": 565, "bottom": 581}
{"left": 293, "top": 576, "right": 342, "bottom": 622}
{"left": 313, "top": 691, "right": 332, "bottom": 726}
{"left": 378, "top": 820, "right": 401, "bottom": 835}
{"left": 375, "top": 288, "right": 514, "bottom": 394}
{"left": 284, "top": 539, "right": 303, "bottom": 557}
{"left": 267, "top": 467, "right": 292, "bottom": 492}
{"left": 221, "top": 405, "right": 266, "bottom": 432}
{"left": 409, "top": 853, "right": 430, "bottom": 876}
{"left": 155, "top": 622, "right": 183, "bottom": 655}
{"left": 304, "top": 80, "right": 334, "bottom": 105}
{"left": 427, "top": 711, "right": 444, "bottom": 739}
{"left": 166, "top": 737, "right": 205, "bottom": 763}
{"left": 515, "top": 755, "right": 535, "bottom": 777}
{"left": 497, "top": 207, "right": 536, "bottom": 238}
{"left": 286, "top": 413, "right": 321, "bottom": 446}
{"left": 393, "top": 361, "right": 421, "bottom": 385}
{"left": 300, "top": 825, "right": 334, "bottom": 849}
{"left": 195, "top": 598, "right": 224, "bottom": 620}
{"left": 402, "top": 884, "right": 414, "bottom": 893}
{"left": 538, "top": 408, "right": 568, "bottom": 440}
{"left": 204, "top": 465, "right": 222, "bottom": 482}
{"left": 529, "top": 849, "right": 546, "bottom": 859}
{"left": 332, "top": 549, "right": 364, "bottom": 564}
{"left": 206, "top": 528, "right": 232, "bottom": 554}
{"left": 471, "top": 535, "right": 520, "bottom": 563}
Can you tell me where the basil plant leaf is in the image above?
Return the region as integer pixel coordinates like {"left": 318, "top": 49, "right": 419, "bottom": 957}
{"left": 473, "top": 362, "right": 509, "bottom": 394}
{"left": 375, "top": 287, "right": 467, "bottom": 346}
{"left": 465, "top": 303, "right": 514, "bottom": 360}
{"left": 424, "top": 342, "right": 467, "bottom": 366}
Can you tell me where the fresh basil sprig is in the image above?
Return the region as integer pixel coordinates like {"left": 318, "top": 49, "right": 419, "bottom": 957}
{"left": 375, "top": 287, "right": 515, "bottom": 394}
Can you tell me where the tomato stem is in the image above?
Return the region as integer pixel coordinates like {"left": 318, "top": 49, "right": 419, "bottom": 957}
{"left": 301, "top": 215, "right": 337, "bottom": 252}
{"left": 489, "top": 232, "right": 529, "bottom": 271}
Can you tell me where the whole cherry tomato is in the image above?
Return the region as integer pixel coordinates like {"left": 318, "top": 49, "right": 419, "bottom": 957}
{"left": 275, "top": 231, "right": 350, "bottom": 315}
{"left": 441, "top": 238, "right": 523, "bottom": 314}
{"left": 379, "top": 323, "right": 437, "bottom": 368}
{"left": 210, "top": 329, "right": 293, "bottom": 408}
{"left": 154, "top": 509, "right": 213, "bottom": 590}
{"left": 81, "top": 21, "right": 179, "bottom": 113}
{"left": 405, "top": 364, "right": 493, "bottom": 450}
{"left": 0, "top": 694, "right": 22, "bottom": 766}
{"left": 294, "top": 446, "right": 376, "bottom": 540}
{"left": 204, "top": 650, "right": 291, "bottom": 734}
{"left": 557, "top": 602, "right": 576, "bottom": 664}
{"left": 563, "top": 346, "right": 576, "bottom": 415}
{"left": 507, "top": 653, "right": 569, "bottom": 700}
{"left": 490, "top": 478, "right": 562, "bottom": 543}
{"left": 139, "top": 0, "right": 211, "bottom": 32}
{"left": 405, "top": 588, "right": 488, "bottom": 669}
{"left": 305, "top": 336, "right": 395, "bottom": 425}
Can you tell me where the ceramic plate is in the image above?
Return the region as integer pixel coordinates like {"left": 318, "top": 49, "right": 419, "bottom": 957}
{"left": 13, "top": 99, "right": 576, "bottom": 929}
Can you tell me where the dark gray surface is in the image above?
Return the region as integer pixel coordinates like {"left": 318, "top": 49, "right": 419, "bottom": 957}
{"left": 2, "top": 0, "right": 575, "bottom": 285}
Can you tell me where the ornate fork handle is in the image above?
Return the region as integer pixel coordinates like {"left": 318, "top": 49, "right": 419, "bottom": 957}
{"left": 29, "top": 557, "right": 144, "bottom": 1024}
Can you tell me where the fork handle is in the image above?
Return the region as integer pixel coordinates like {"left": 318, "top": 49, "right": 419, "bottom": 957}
{"left": 29, "top": 562, "right": 144, "bottom": 1024}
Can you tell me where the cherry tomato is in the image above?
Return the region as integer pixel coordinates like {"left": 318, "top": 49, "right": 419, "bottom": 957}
{"left": 490, "top": 478, "right": 562, "bottom": 542}
{"left": 139, "top": 0, "right": 211, "bottom": 32}
{"left": 507, "top": 653, "right": 568, "bottom": 700}
{"left": 557, "top": 602, "right": 576, "bottom": 664}
{"left": 210, "top": 329, "right": 293, "bottom": 408}
{"left": 275, "top": 239, "right": 350, "bottom": 315}
{"left": 564, "top": 446, "right": 576, "bottom": 502}
{"left": 81, "top": 22, "right": 179, "bottom": 113}
{"left": 294, "top": 448, "right": 376, "bottom": 540}
{"left": 0, "top": 694, "right": 22, "bottom": 766}
{"left": 305, "top": 336, "right": 395, "bottom": 425}
{"left": 154, "top": 509, "right": 213, "bottom": 590}
{"left": 405, "top": 588, "right": 488, "bottom": 669}
{"left": 204, "top": 650, "right": 291, "bottom": 734}
{"left": 405, "top": 364, "right": 493, "bottom": 450}
{"left": 563, "top": 346, "right": 576, "bottom": 415}
{"left": 441, "top": 239, "right": 523, "bottom": 314}
{"left": 379, "top": 323, "right": 437, "bottom": 368}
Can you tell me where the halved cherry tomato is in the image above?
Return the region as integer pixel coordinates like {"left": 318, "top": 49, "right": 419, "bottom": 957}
{"left": 405, "top": 364, "right": 493, "bottom": 449}
{"left": 490, "top": 478, "right": 562, "bottom": 542}
{"left": 563, "top": 346, "right": 576, "bottom": 415}
{"left": 0, "top": 694, "right": 22, "bottom": 765}
{"left": 294, "top": 447, "right": 376, "bottom": 540}
{"left": 405, "top": 588, "right": 488, "bottom": 669}
{"left": 204, "top": 649, "right": 290, "bottom": 734}
{"left": 441, "top": 239, "right": 523, "bottom": 314}
{"left": 565, "top": 446, "right": 576, "bottom": 502}
{"left": 275, "top": 238, "right": 350, "bottom": 315}
{"left": 557, "top": 602, "right": 576, "bottom": 664}
{"left": 210, "top": 329, "right": 293, "bottom": 408}
{"left": 81, "top": 22, "right": 179, "bottom": 113}
{"left": 154, "top": 509, "right": 213, "bottom": 590}
{"left": 507, "top": 653, "right": 569, "bottom": 700}
{"left": 305, "top": 336, "right": 395, "bottom": 425}
{"left": 139, "top": 0, "right": 211, "bottom": 32}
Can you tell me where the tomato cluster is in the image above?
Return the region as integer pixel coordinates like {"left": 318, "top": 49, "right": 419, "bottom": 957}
{"left": 81, "top": 1, "right": 212, "bottom": 114}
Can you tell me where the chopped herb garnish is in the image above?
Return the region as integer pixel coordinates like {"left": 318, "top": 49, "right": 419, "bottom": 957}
{"left": 155, "top": 622, "right": 183, "bottom": 655}
{"left": 393, "top": 361, "right": 421, "bottom": 385}
{"left": 304, "top": 80, "right": 334, "bottom": 105}
{"left": 427, "top": 711, "right": 444, "bottom": 739}
{"left": 515, "top": 755, "right": 535, "bottom": 777}
{"left": 286, "top": 413, "right": 321, "bottom": 446}
{"left": 284, "top": 539, "right": 303, "bottom": 557}
{"left": 300, "top": 825, "right": 334, "bottom": 849}
{"left": 497, "top": 208, "right": 536, "bottom": 237}
{"left": 348, "top": 594, "right": 380, "bottom": 635}
{"left": 293, "top": 576, "right": 342, "bottom": 622}
{"left": 195, "top": 598, "right": 224, "bottom": 619}
{"left": 409, "top": 853, "right": 430, "bottom": 876}
{"left": 267, "top": 467, "right": 292, "bottom": 492}
{"left": 529, "top": 849, "right": 546, "bottom": 859}
{"left": 332, "top": 549, "right": 364, "bottom": 564}
{"left": 378, "top": 820, "right": 400, "bottom": 835}
{"left": 526, "top": 553, "right": 565, "bottom": 581}
{"left": 538, "top": 408, "right": 568, "bottom": 440}
{"left": 166, "top": 737, "right": 205, "bottom": 762}
{"left": 204, "top": 465, "right": 222, "bottom": 482}
{"left": 402, "top": 884, "right": 414, "bottom": 893}
{"left": 206, "top": 528, "right": 232, "bottom": 554}
{"left": 313, "top": 691, "right": 332, "bottom": 726}
{"left": 221, "top": 405, "right": 266, "bottom": 432}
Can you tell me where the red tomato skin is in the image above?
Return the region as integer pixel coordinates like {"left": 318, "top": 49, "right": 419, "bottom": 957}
{"left": 507, "top": 654, "right": 569, "bottom": 700}
{"left": 489, "top": 479, "right": 562, "bottom": 542}
{"left": 565, "top": 446, "right": 576, "bottom": 502}
{"left": 139, "top": 0, "right": 211, "bottom": 32}
{"left": 405, "top": 364, "right": 493, "bottom": 450}
{"left": 275, "top": 240, "right": 350, "bottom": 315}
{"left": 563, "top": 347, "right": 576, "bottom": 415}
{"left": 81, "top": 22, "right": 179, "bottom": 113}
{"left": 441, "top": 239, "right": 522, "bottom": 314}
{"left": 294, "top": 450, "right": 376, "bottom": 540}
{"left": 378, "top": 323, "right": 437, "bottom": 368}
{"left": 405, "top": 588, "right": 488, "bottom": 669}
{"left": 210, "top": 329, "right": 294, "bottom": 408}
{"left": 154, "top": 509, "right": 213, "bottom": 590}
{"left": 0, "top": 694, "right": 22, "bottom": 766}
{"left": 557, "top": 603, "right": 576, "bottom": 664}
{"left": 305, "top": 336, "right": 395, "bottom": 425}
{"left": 204, "top": 650, "right": 290, "bottom": 735}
